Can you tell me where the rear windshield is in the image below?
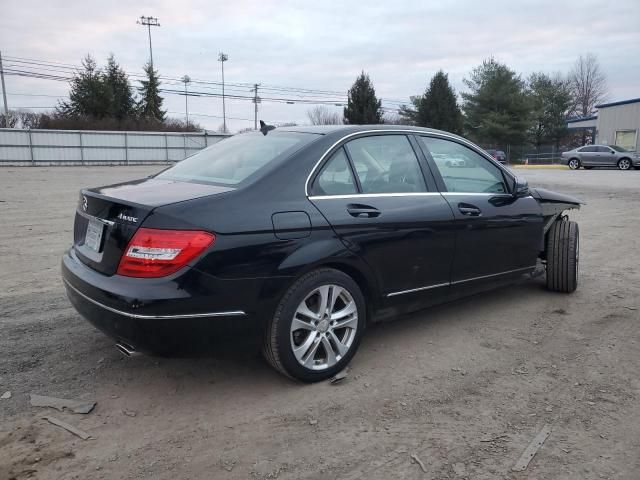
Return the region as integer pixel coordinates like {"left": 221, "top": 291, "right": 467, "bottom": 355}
{"left": 157, "top": 131, "right": 317, "bottom": 186}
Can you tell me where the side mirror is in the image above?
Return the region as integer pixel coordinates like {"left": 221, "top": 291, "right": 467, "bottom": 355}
{"left": 513, "top": 177, "right": 529, "bottom": 197}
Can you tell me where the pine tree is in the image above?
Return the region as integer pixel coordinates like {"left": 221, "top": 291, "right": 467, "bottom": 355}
{"left": 462, "top": 58, "right": 531, "bottom": 146}
{"left": 399, "top": 71, "right": 463, "bottom": 134}
{"left": 137, "top": 62, "right": 166, "bottom": 122}
{"left": 58, "top": 54, "right": 110, "bottom": 118}
{"left": 528, "top": 73, "right": 573, "bottom": 148}
{"left": 104, "top": 54, "right": 134, "bottom": 120}
{"left": 343, "top": 72, "right": 382, "bottom": 124}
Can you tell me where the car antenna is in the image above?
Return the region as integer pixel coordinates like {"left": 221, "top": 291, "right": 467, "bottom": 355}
{"left": 259, "top": 120, "right": 276, "bottom": 136}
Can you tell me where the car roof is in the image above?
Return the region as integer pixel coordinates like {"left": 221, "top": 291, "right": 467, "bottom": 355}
{"left": 277, "top": 124, "right": 468, "bottom": 138}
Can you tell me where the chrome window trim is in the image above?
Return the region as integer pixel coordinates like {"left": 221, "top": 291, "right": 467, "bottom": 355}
{"left": 304, "top": 129, "right": 509, "bottom": 197}
{"left": 386, "top": 266, "right": 536, "bottom": 297}
{"left": 442, "top": 192, "right": 513, "bottom": 197}
{"left": 63, "top": 279, "right": 246, "bottom": 320}
{"left": 308, "top": 192, "right": 521, "bottom": 200}
{"left": 309, "top": 192, "right": 442, "bottom": 200}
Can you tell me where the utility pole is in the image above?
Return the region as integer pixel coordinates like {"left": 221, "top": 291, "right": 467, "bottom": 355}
{"left": 0, "top": 51, "right": 9, "bottom": 124}
{"left": 251, "top": 84, "right": 260, "bottom": 130}
{"left": 137, "top": 16, "right": 160, "bottom": 68}
{"left": 218, "top": 52, "right": 228, "bottom": 133}
{"left": 181, "top": 75, "right": 191, "bottom": 124}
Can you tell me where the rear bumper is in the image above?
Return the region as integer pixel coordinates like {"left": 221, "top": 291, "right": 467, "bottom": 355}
{"left": 62, "top": 248, "right": 287, "bottom": 353}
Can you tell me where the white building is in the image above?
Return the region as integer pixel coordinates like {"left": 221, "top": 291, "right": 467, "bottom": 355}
{"left": 567, "top": 97, "right": 640, "bottom": 152}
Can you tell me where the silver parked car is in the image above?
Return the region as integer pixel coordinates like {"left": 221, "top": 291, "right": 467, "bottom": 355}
{"left": 561, "top": 145, "right": 639, "bottom": 170}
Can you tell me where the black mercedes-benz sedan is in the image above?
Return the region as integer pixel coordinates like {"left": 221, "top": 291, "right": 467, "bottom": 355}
{"left": 62, "top": 125, "right": 582, "bottom": 382}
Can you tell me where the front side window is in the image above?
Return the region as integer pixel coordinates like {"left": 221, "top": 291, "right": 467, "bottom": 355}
{"left": 597, "top": 146, "right": 612, "bottom": 153}
{"left": 419, "top": 136, "right": 508, "bottom": 194}
{"left": 312, "top": 148, "right": 357, "bottom": 195}
{"left": 610, "top": 145, "right": 629, "bottom": 152}
{"left": 157, "top": 131, "right": 316, "bottom": 186}
{"left": 344, "top": 135, "right": 427, "bottom": 193}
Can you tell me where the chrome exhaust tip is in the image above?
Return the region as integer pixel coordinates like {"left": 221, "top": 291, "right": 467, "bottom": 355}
{"left": 115, "top": 342, "right": 139, "bottom": 357}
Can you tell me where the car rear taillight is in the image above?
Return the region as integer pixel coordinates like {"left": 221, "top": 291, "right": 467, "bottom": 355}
{"left": 116, "top": 228, "right": 215, "bottom": 278}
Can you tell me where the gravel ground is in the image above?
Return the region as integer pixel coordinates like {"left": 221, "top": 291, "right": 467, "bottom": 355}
{"left": 0, "top": 166, "right": 639, "bottom": 480}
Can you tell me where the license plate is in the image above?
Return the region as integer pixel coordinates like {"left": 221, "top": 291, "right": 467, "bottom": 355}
{"left": 85, "top": 219, "right": 104, "bottom": 252}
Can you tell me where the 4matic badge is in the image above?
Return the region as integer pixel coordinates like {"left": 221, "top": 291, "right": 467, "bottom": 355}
{"left": 117, "top": 212, "right": 138, "bottom": 223}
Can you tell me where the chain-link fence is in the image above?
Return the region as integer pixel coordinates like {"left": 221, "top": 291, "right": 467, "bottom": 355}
{"left": 479, "top": 144, "right": 565, "bottom": 165}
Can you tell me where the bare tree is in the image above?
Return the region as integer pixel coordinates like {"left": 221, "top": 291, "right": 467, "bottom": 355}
{"left": 568, "top": 53, "right": 607, "bottom": 117}
{"left": 306, "top": 106, "right": 342, "bottom": 125}
{"left": 0, "top": 111, "right": 19, "bottom": 128}
{"left": 383, "top": 111, "right": 412, "bottom": 125}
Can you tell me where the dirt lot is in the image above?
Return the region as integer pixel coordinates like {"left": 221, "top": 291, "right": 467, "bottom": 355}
{"left": 1, "top": 166, "right": 639, "bottom": 479}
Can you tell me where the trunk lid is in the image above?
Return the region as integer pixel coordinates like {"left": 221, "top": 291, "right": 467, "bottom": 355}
{"left": 72, "top": 178, "right": 233, "bottom": 275}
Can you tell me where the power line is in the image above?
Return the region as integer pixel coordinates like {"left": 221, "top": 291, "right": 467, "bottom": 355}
{"left": 3, "top": 54, "right": 408, "bottom": 105}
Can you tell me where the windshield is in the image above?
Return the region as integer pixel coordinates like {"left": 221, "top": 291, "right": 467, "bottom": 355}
{"left": 610, "top": 145, "right": 629, "bottom": 152}
{"left": 157, "top": 131, "right": 317, "bottom": 186}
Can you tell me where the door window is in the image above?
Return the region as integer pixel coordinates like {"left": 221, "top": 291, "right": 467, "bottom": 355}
{"left": 579, "top": 146, "right": 597, "bottom": 152}
{"left": 344, "top": 135, "right": 427, "bottom": 193}
{"left": 418, "top": 137, "right": 508, "bottom": 194}
{"left": 311, "top": 148, "right": 357, "bottom": 196}
{"left": 596, "top": 146, "right": 612, "bottom": 153}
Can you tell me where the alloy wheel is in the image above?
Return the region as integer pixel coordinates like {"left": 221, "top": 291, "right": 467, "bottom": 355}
{"left": 568, "top": 159, "right": 579, "bottom": 170}
{"left": 618, "top": 159, "right": 631, "bottom": 170}
{"left": 290, "top": 284, "right": 358, "bottom": 371}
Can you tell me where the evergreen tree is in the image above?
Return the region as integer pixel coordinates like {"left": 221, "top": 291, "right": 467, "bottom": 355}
{"left": 528, "top": 72, "right": 573, "bottom": 148}
{"left": 399, "top": 70, "right": 463, "bottom": 134}
{"left": 58, "top": 55, "right": 110, "bottom": 118}
{"left": 462, "top": 58, "right": 531, "bottom": 146}
{"left": 343, "top": 71, "right": 382, "bottom": 124}
{"left": 137, "top": 62, "right": 166, "bottom": 122}
{"left": 104, "top": 54, "right": 135, "bottom": 120}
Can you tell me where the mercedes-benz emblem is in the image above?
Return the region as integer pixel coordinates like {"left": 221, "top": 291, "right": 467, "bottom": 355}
{"left": 82, "top": 195, "right": 88, "bottom": 212}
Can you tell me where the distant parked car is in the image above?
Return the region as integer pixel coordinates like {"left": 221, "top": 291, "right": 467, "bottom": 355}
{"left": 561, "top": 145, "right": 639, "bottom": 170}
{"left": 433, "top": 153, "right": 465, "bottom": 167}
{"left": 485, "top": 149, "right": 507, "bottom": 164}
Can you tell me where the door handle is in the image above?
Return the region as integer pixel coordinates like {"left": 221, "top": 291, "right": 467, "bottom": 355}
{"left": 458, "top": 203, "right": 482, "bottom": 216}
{"left": 347, "top": 204, "right": 380, "bottom": 218}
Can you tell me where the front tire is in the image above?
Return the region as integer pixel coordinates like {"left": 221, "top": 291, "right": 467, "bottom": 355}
{"left": 618, "top": 158, "right": 632, "bottom": 170}
{"left": 263, "top": 268, "right": 365, "bottom": 382}
{"left": 568, "top": 158, "right": 580, "bottom": 170}
{"left": 546, "top": 221, "right": 579, "bottom": 293}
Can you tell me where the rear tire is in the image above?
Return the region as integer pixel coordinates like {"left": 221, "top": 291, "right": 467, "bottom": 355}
{"left": 568, "top": 158, "right": 580, "bottom": 170}
{"left": 618, "top": 158, "right": 632, "bottom": 170}
{"left": 263, "top": 268, "right": 365, "bottom": 382}
{"left": 546, "top": 221, "right": 579, "bottom": 293}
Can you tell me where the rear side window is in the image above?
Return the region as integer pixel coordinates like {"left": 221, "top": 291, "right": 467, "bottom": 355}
{"left": 157, "top": 131, "right": 315, "bottom": 186}
{"left": 579, "top": 146, "right": 597, "bottom": 152}
{"left": 344, "top": 135, "right": 427, "bottom": 193}
{"left": 419, "top": 136, "right": 508, "bottom": 194}
{"left": 312, "top": 148, "right": 357, "bottom": 195}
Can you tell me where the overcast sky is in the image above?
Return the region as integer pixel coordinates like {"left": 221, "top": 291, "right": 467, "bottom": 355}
{"left": 1, "top": 0, "right": 639, "bottom": 132}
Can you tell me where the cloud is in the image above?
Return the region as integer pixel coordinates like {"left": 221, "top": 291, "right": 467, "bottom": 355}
{"left": 1, "top": 0, "right": 638, "bottom": 131}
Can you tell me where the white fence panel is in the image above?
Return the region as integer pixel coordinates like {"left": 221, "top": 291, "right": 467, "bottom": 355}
{"left": 0, "top": 128, "right": 231, "bottom": 165}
